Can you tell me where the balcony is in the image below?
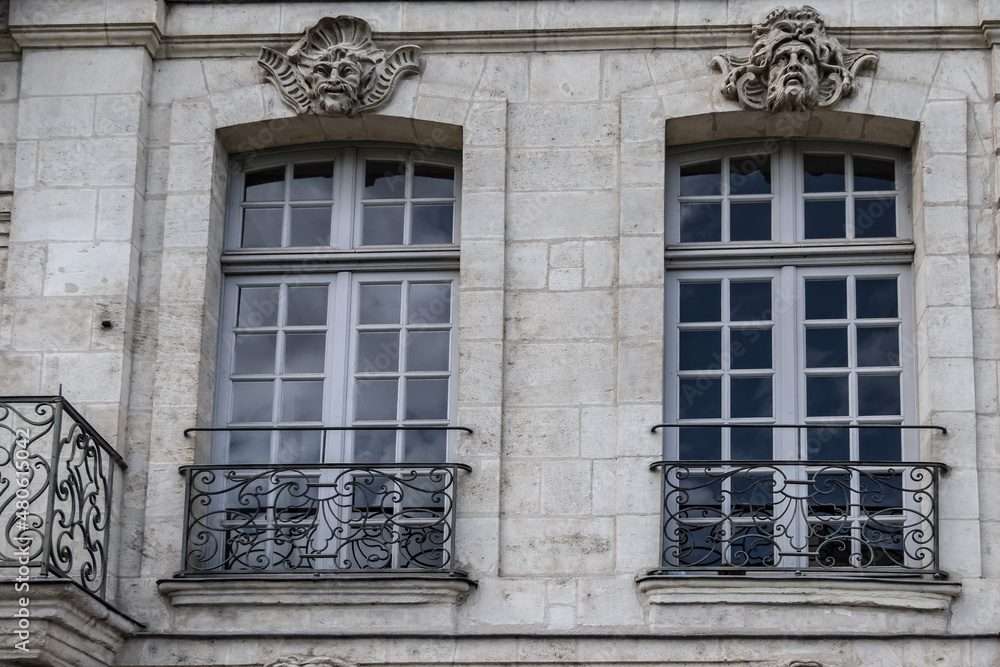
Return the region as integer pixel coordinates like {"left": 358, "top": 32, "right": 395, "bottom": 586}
{"left": 649, "top": 424, "right": 947, "bottom": 578}
{"left": 0, "top": 396, "right": 138, "bottom": 667}
{"left": 0, "top": 396, "right": 126, "bottom": 598}
{"left": 177, "top": 458, "right": 472, "bottom": 577}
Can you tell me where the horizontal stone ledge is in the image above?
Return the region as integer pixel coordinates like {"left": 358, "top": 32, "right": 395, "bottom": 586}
{"left": 637, "top": 574, "right": 961, "bottom": 612}
{"left": 9, "top": 23, "right": 163, "bottom": 56}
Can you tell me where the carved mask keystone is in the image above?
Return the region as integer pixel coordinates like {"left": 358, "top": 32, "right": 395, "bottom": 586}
{"left": 259, "top": 16, "right": 421, "bottom": 117}
{"left": 713, "top": 5, "right": 877, "bottom": 112}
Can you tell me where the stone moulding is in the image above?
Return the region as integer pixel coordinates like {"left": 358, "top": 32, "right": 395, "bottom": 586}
{"left": 258, "top": 16, "right": 421, "bottom": 118}
{"left": 265, "top": 657, "right": 355, "bottom": 667}
{"left": 713, "top": 5, "right": 878, "bottom": 112}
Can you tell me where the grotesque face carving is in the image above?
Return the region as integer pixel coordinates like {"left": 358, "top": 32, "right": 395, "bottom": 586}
{"left": 301, "top": 49, "right": 371, "bottom": 115}
{"left": 714, "top": 6, "right": 877, "bottom": 112}
{"left": 766, "top": 40, "right": 820, "bottom": 111}
{"left": 259, "top": 16, "right": 421, "bottom": 118}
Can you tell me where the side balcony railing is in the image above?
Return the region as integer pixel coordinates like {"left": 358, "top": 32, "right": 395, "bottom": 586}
{"left": 649, "top": 424, "right": 948, "bottom": 578}
{"left": 178, "top": 426, "right": 472, "bottom": 577}
{"left": 0, "top": 396, "right": 126, "bottom": 601}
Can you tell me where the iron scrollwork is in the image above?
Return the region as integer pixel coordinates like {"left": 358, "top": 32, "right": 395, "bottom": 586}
{"left": 653, "top": 460, "right": 945, "bottom": 576}
{"left": 0, "top": 397, "right": 126, "bottom": 601}
{"left": 180, "top": 462, "right": 469, "bottom": 575}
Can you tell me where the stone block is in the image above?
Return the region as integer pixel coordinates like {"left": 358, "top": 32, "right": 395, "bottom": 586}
{"left": 615, "top": 456, "right": 661, "bottom": 514}
{"left": 464, "top": 102, "right": 507, "bottom": 147}
{"left": 922, "top": 100, "right": 968, "bottom": 154}
{"left": 583, "top": 240, "right": 616, "bottom": 288}
{"left": 44, "top": 241, "right": 134, "bottom": 297}
{"left": 461, "top": 239, "right": 504, "bottom": 289}
{"left": 500, "top": 459, "right": 540, "bottom": 514}
{"left": 38, "top": 137, "right": 140, "bottom": 187}
{"left": 502, "top": 407, "right": 580, "bottom": 458}
{"left": 577, "top": 575, "right": 645, "bottom": 625}
{"left": 581, "top": 406, "right": 617, "bottom": 459}
{"left": 505, "top": 342, "right": 615, "bottom": 406}
{"left": 96, "top": 94, "right": 143, "bottom": 136}
{"left": 619, "top": 286, "right": 664, "bottom": 338}
{"left": 455, "top": 516, "right": 499, "bottom": 576}
{"left": 923, "top": 358, "right": 977, "bottom": 412}
{"left": 921, "top": 154, "right": 969, "bottom": 205}
{"left": 158, "top": 249, "right": 210, "bottom": 303}
{"left": 21, "top": 48, "right": 148, "bottom": 97}
{"left": 920, "top": 205, "right": 971, "bottom": 255}
{"left": 462, "top": 147, "right": 505, "bottom": 191}
{"left": 619, "top": 236, "right": 663, "bottom": 287}
{"left": 549, "top": 267, "right": 583, "bottom": 290}
{"left": 11, "top": 188, "right": 97, "bottom": 241}
{"left": 617, "top": 404, "right": 663, "bottom": 458}
{"left": 417, "top": 55, "right": 486, "bottom": 100}
{"left": 11, "top": 298, "right": 93, "bottom": 351}
{"left": 506, "top": 242, "right": 551, "bottom": 289}
{"left": 509, "top": 147, "right": 617, "bottom": 192}
{"left": 460, "top": 190, "right": 504, "bottom": 240}
{"left": 475, "top": 54, "right": 529, "bottom": 103}
{"left": 209, "top": 86, "right": 264, "bottom": 131}
{"left": 919, "top": 306, "right": 974, "bottom": 358}
{"left": 413, "top": 94, "right": 468, "bottom": 128}
{"left": 42, "top": 352, "right": 124, "bottom": 403}
{"left": 507, "top": 190, "right": 618, "bottom": 240}
{"left": 539, "top": 459, "right": 593, "bottom": 515}
{"left": 916, "top": 254, "right": 972, "bottom": 308}
{"left": 167, "top": 102, "right": 214, "bottom": 145}
{"left": 457, "top": 289, "right": 504, "bottom": 341}
{"left": 97, "top": 188, "right": 139, "bottom": 241}
{"left": 0, "top": 353, "right": 42, "bottom": 394}
{"left": 457, "top": 340, "right": 503, "bottom": 405}
{"left": 2, "top": 243, "right": 46, "bottom": 297}
{"left": 527, "top": 53, "right": 601, "bottom": 102}
{"left": 616, "top": 512, "right": 660, "bottom": 572}
{"left": 151, "top": 60, "right": 209, "bottom": 105}
{"left": 0, "top": 62, "right": 20, "bottom": 102}
{"left": 163, "top": 193, "right": 213, "bottom": 247}
{"left": 462, "top": 579, "right": 546, "bottom": 627}
{"left": 501, "top": 517, "right": 614, "bottom": 575}
{"left": 506, "top": 290, "right": 614, "bottom": 340}
{"left": 509, "top": 103, "right": 619, "bottom": 148}
{"left": 591, "top": 459, "right": 616, "bottom": 516}
{"left": 17, "top": 96, "right": 94, "bottom": 139}
{"left": 618, "top": 339, "right": 664, "bottom": 403}
{"left": 166, "top": 143, "right": 215, "bottom": 193}
{"left": 621, "top": 141, "right": 666, "bottom": 188}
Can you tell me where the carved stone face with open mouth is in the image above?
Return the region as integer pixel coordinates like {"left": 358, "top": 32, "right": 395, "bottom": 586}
{"left": 766, "top": 40, "right": 821, "bottom": 111}
{"left": 304, "top": 56, "right": 365, "bottom": 115}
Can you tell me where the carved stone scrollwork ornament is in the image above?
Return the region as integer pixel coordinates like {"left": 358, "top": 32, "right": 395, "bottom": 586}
{"left": 263, "top": 657, "right": 355, "bottom": 667}
{"left": 713, "top": 5, "right": 877, "bottom": 112}
{"left": 259, "top": 16, "right": 421, "bottom": 117}
{"left": 788, "top": 661, "right": 825, "bottom": 667}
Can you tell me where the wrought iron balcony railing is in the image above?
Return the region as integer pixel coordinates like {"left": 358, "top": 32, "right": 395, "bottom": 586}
{"left": 649, "top": 423, "right": 948, "bottom": 577}
{"left": 178, "top": 459, "right": 472, "bottom": 576}
{"left": 0, "top": 396, "right": 126, "bottom": 601}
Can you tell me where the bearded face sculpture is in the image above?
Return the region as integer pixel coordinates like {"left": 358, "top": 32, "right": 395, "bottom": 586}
{"left": 259, "top": 16, "right": 420, "bottom": 117}
{"left": 714, "top": 6, "right": 877, "bottom": 112}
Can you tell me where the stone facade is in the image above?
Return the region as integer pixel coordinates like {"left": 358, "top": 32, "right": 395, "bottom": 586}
{"left": 0, "top": 0, "right": 998, "bottom": 666}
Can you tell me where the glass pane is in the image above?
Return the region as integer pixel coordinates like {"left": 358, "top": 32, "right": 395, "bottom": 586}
{"left": 361, "top": 205, "right": 404, "bottom": 245}
{"left": 292, "top": 162, "right": 334, "bottom": 200}
{"left": 854, "top": 156, "right": 895, "bottom": 191}
{"left": 353, "top": 430, "right": 396, "bottom": 463}
{"left": 731, "top": 427, "right": 772, "bottom": 460}
{"left": 244, "top": 167, "right": 285, "bottom": 202}
{"left": 804, "top": 199, "right": 846, "bottom": 239}
{"left": 811, "top": 473, "right": 850, "bottom": 512}
{"left": 406, "top": 331, "right": 451, "bottom": 371}
{"left": 232, "top": 382, "right": 273, "bottom": 423}
{"left": 286, "top": 285, "right": 328, "bottom": 326}
{"left": 289, "top": 207, "right": 331, "bottom": 246}
{"left": 409, "top": 283, "right": 452, "bottom": 324}
{"left": 678, "top": 377, "right": 721, "bottom": 419}
{"left": 860, "top": 427, "right": 901, "bottom": 461}
{"left": 412, "top": 204, "right": 454, "bottom": 244}
{"left": 404, "top": 430, "right": 447, "bottom": 462}
{"left": 806, "top": 375, "right": 849, "bottom": 416}
{"left": 857, "top": 326, "right": 899, "bottom": 367}
{"left": 805, "top": 279, "right": 847, "bottom": 320}
{"left": 730, "top": 281, "right": 771, "bottom": 322}
{"left": 854, "top": 198, "right": 896, "bottom": 238}
{"left": 679, "top": 203, "right": 721, "bottom": 242}
{"left": 284, "top": 333, "right": 326, "bottom": 374}
{"left": 806, "top": 426, "right": 849, "bottom": 460}
{"left": 233, "top": 334, "right": 276, "bottom": 375}
{"left": 357, "top": 332, "right": 400, "bottom": 373}
{"left": 278, "top": 431, "right": 322, "bottom": 464}
{"left": 413, "top": 164, "right": 455, "bottom": 198}
{"left": 405, "top": 378, "right": 449, "bottom": 420}
{"left": 678, "top": 427, "right": 721, "bottom": 460}
{"left": 359, "top": 284, "right": 402, "bottom": 324}
{"left": 679, "top": 330, "right": 721, "bottom": 371}
{"left": 355, "top": 379, "right": 398, "bottom": 420}
{"left": 364, "top": 160, "right": 406, "bottom": 199}
{"left": 730, "top": 377, "right": 772, "bottom": 418}
{"left": 242, "top": 208, "right": 282, "bottom": 248}
{"left": 228, "top": 431, "right": 270, "bottom": 464}
{"left": 731, "top": 328, "right": 771, "bottom": 370}
{"left": 856, "top": 278, "right": 898, "bottom": 319}
{"left": 679, "top": 282, "right": 721, "bottom": 323}
{"left": 729, "top": 155, "right": 771, "bottom": 195}
{"left": 679, "top": 160, "right": 721, "bottom": 196}
{"left": 805, "top": 327, "right": 849, "bottom": 368}
{"left": 281, "top": 380, "right": 323, "bottom": 422}
{"left": 238, "top": 286, "right": 279, "bottom": 327}
{"left": 730, "top": 202, "right": 771, "bottom": 241}
{"left": 804, "top": 154, "right": 845, "bottom": 192}
{"left": 858, "top": 374, "right": 901, "bottom": 416}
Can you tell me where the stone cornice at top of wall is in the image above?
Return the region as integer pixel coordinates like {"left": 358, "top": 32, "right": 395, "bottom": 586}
{"left": 8, "top": 21, "right": 163, "bottom": 56}
{"left": 156, "top": 24, "right": 994, "bottom": 59}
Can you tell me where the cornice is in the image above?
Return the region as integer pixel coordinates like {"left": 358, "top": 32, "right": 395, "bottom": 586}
{"left": 10, "top": 22, "right": 163, "bottom": 56}
{"left": 159, "top": 24, "right": 990, "bottom": 59}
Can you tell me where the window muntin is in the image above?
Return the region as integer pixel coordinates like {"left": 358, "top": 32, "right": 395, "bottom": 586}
{"left": 217, "top": 146, "right": 461, "bottom": 467}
